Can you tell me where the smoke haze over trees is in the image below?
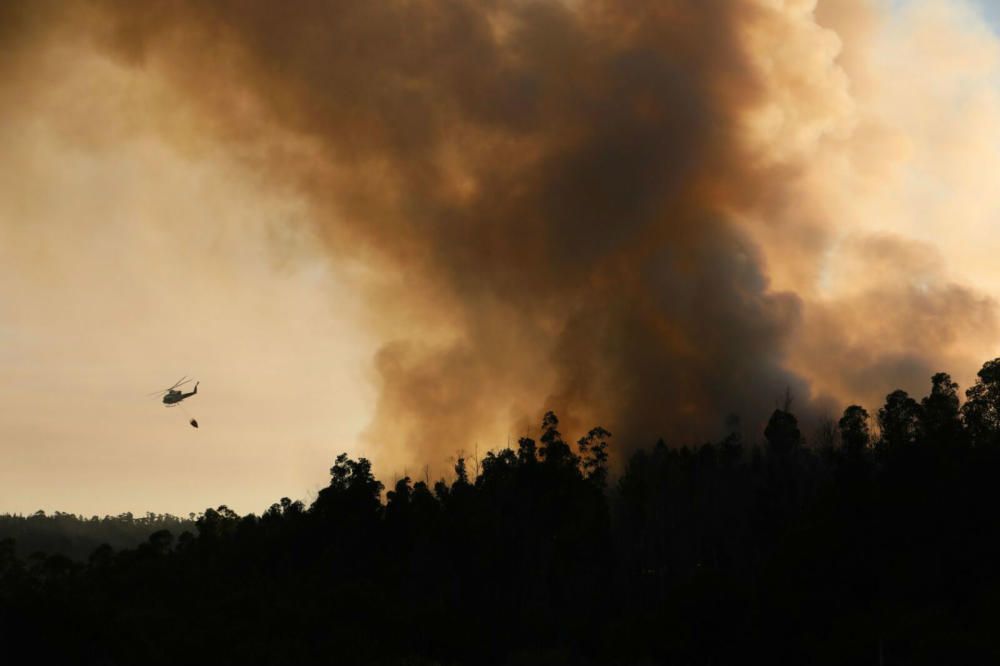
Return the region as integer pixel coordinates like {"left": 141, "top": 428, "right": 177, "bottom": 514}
{"left": 6, "top": 1, "right": 1000, "bottom": 506}
{"left": 6, "top": 359, "right": 1000, "bottom": 663}
{"left": 0, "top": 512, "right": 194, "bottom": 560}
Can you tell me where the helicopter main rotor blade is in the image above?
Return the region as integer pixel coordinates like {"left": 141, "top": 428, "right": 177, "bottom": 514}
{"left": 169, "top": 376, "right": 191, "bottom": 390}
{"left": 148, "top": 376, "right": 193, "bottom": 396}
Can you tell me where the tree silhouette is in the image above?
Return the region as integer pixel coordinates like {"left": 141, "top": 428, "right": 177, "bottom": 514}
{"left": 517, "top": 434, "right": 537, "bottom": 466}
{"left": 764, "top": 408, "right": 802, "bottom": 456}
{"left": 538, "top": 411, "right": 576, "bottom": 468}
{"left": 962, "top": 358, "right": 1000, "bottom": 446}
{"left": 838, "top": 405, "right": 870, "bottom": 457}
{"left": 578, "top": 426, "right": 612, "bottom": 488}
{"left": 314, "top": 453, "right": 383, "bottom": 522}
{"left": 878, "top": 389, "right": 922, "bottom": 451}
{"left": 921, "top": 372, "right": 964, "bottom": 447}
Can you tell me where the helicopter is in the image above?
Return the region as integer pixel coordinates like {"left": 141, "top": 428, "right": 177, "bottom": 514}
{"left": 149, "top": 377, "right": 200, "bottom": 427}
{"left": 150, "top": 376, "right": 199, "bottom": 405}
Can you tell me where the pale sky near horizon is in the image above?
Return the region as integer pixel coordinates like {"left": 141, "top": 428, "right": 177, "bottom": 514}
{"left": 0, "top": 53, "right": 380, "bottom": 516}
{"left": 4, "top": 0, "right": 1000, "bottom": 517}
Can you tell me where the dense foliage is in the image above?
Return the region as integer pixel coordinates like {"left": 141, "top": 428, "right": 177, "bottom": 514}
{"left": 0, "top": 511, "right": 194, "bottom": 560}
{"left": 6, "top": 360, "right": 1000, "bottom": 664}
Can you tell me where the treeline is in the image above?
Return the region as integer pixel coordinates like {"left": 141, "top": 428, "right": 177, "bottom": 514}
{"left": 6, "top": 361, "right": 1000, "bottom": 664}
{"left": 0, "top": 511, "right": 194, "bottom": 560}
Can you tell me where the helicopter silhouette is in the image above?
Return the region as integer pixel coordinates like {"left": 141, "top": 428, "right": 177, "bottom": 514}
{"left": 149, "top": 376, "right": 199, "bottom": 405}
{"left": 148, "top": 377, "right": 200, "bottom": 427}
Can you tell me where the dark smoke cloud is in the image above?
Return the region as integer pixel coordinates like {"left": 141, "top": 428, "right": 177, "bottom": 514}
{"left": 70, "top": 0, "right": 828, "bottom": 466}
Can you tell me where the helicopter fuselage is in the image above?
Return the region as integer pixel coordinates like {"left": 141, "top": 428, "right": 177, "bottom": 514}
{"left": 162, "top": 382, "right": 198, "bottom": 405}
{"left": 152, "top": 377, "right": 198, "bottom": 409}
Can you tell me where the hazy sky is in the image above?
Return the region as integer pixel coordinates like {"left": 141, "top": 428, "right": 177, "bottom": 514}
{"left": 0, "top": 45, "right": 377, "bottom": 515}
{"left": 3, "top": 0, "right": 1000, "bottom": 516}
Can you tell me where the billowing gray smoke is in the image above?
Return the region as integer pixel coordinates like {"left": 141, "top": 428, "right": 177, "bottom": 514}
{"left": 76, "top": 0, "right": 824, "bottom": 466}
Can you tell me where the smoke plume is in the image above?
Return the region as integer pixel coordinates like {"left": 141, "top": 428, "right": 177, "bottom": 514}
{"left": 6, "top": 0, "right": 1000, "bottom": 481}
{"left": 87, "top": 0, "right": 823, "bottom": 464}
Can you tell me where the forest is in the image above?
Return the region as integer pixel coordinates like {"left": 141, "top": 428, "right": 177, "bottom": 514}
{"left": 0, "top": 511, "right": 194, "bottom": 560}
{"left": 5, "top": 360, "right": 1000, "bottom": 665}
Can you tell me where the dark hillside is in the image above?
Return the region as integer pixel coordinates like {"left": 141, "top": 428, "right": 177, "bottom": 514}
{"left": 0, "top": 511, "right": 194, "bottom": 560}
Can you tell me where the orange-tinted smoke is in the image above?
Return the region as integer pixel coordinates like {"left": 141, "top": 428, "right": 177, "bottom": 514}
{"left": 25, "top": 0, "right": 993, "bottom": 473}
{"left": 66, "top": 0, "right": 829, "bottom": 468}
